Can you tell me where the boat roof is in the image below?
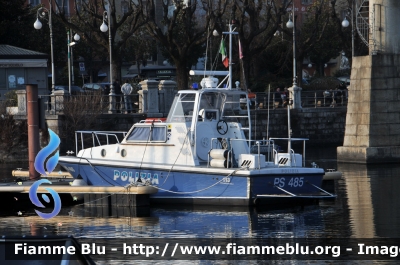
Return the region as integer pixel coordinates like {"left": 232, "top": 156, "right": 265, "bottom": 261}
{"left": 178, "top": 88, "right": 247, "bottom": 95}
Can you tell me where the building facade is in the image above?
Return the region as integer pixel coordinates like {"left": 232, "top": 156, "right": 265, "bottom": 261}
{"left": 0, "top": 45, "right": 48, "bottom": 98}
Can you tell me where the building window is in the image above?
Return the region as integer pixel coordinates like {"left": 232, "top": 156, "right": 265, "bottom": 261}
{"left": 301, "top": 0, "right": 313, "bottom": 5}
{"left": 7, "top": 69, "right": 24, "bottom": 89}
{"left": 122, "top": 1, "right": 129, "bottom": 14}
{"left": 29, "top": 0, "right": 41, "bottom": 6}
{"left": 0, "top": 69, "right": 6, "bottom": 89}
{"left": 56, "top": 0, "right": 69, "bottom": 15}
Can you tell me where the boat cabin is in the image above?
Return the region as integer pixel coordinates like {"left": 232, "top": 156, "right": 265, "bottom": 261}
{"left": 166, "top": 89, "right": 252, "bottom": 161}
{"left": 121, "top": 83, "right": 279, "bottom": 169}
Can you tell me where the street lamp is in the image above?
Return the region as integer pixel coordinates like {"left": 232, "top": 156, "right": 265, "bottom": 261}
{"left": 286, "top": 2, "right": 302, "bottom": 109}
{"left": 71, "top": 33, "right": 80, "bottom": 86}
{"left": 34, "top": 3, "right": 55, "bottom": 94}
{"left": 100, "top": 10, "right": 115, "bottom": 113}
{"left": 341, "top": 2, "right": 355, "bottom": 58}
{"left": 68, "top": 31, "right": 80, "bottom": 94}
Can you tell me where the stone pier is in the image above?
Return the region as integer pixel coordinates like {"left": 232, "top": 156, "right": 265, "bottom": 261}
{"left": 337, "top": 0, "right": 400, "bottom": 163}
{"left": 337, "top": 55, "right": 400, "bottom": 163}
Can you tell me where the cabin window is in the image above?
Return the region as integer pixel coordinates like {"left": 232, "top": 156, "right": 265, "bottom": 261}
{"left": 167, "top": 93, "right": 196, "bottom": 122}
{"left": 126, "top": 125, "right": 167, "bottom": 142}
{"left": 199, "top": 92, "right": 225, "bottom": 110}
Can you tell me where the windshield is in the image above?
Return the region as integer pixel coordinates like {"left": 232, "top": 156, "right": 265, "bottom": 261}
{"left": 199, "top": 92, "right": 224, "bottom": 111}
{"left": 166, "top": 93, "right": 197, "bottom": 123}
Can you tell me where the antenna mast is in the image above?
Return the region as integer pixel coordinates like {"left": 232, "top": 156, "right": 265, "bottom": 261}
{"left": 223, "top": 7, "right": 238, "bottom": 90}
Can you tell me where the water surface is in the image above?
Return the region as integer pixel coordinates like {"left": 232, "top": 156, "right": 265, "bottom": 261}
{"left": 1, "top": 152, "right": 399, "bottom": 263}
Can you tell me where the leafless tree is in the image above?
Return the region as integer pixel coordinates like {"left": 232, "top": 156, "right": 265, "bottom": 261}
{"left": 0, "top": 101, "right": 27, "bottom": 155}
{"left": 60, "top": 94, "right": 108, "bottom": 142}
{"left": 53, "top": 0, "right": 146, "bottom": 81}
{"left": 143, "top": 0, "right": 228, "bottom": 90}
{"left": 232, "top": 0, "right": 291, "bottom": 90}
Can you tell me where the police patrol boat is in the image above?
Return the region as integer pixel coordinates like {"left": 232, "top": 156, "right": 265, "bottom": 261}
{"left": 58, "top": 23, "right": 335, "bottom": 206}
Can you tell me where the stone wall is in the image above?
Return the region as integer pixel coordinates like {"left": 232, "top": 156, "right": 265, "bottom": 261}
{"left": 250, "top": 108, "right": 347, "bottom": 146}
{"left": 4, "top": 107, "right": 346, "bottom": 163}
{"left": 60, "top": 109, "right": 348, "bottom": 145}
{"left": 53, "top": 107, "right": 346, "bottom": 152}
{"left": 48, "top": 113, "right": 147, "bottom": 154}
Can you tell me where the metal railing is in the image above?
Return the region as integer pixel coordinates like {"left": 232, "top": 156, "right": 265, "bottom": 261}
{"left": 39, "top": 93, "right": 140, "bottom": 115}
{"left": 254, "top": 90, "right": 348, "bottom": 109}
{"left": 75, "top": 130, "right": 128, "bottom": 155}
{"left": 26, "top": 89, "right": 347, "bottom": 115}
{"left": 208, "top": 138, "right": 276, "bottom": 169}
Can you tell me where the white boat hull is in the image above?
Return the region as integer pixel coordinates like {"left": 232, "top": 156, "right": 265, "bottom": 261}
{"left": 59, "top": 157, "right": 330, "bottom": 206}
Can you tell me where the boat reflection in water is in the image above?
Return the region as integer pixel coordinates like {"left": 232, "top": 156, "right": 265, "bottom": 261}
{"left": 0, "top": 204, "right": 326, "bottom": 239}
{"left": 0, "top": 206, "right": 159, "bottom": 237}
{"left": 0, "top": 204, "right": 333, "bottom": 263}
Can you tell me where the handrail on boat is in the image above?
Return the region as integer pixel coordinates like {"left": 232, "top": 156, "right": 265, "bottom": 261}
{"left": 290, "top": 149, "right": 296, "bottom": 166}
{"left": 208, "top": 138, "right": 276, "bottom": 168}
{"left": 270, "top": 137, "right": 308, "bottom": 167}
{"left": 75, "top": 130, "right": 128, "bottom": 155}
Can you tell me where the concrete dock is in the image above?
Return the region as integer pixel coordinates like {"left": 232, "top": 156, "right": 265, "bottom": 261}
{"left": 12, "top": 170, "right": 72, "bottom": 178}
{"left": 2, "top": 170, "right": 158, "bottom": 208}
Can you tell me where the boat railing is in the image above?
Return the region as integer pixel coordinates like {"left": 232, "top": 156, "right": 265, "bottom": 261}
{"left": 208, "top": 138, "right": 275, "bottom": 168}
{"left": 273, "top": 149, "right": 278, "bottom": 159}
{"left": 75, "top": 130, "right": 127, "bottom": 155}
{"left": 269, "top": 138, "right": 308, "bottom": 167}
{"left": 240, "top": 139, "right": 275, "bottom": 162}
{"left": 290, "top": 148, "right": 297, "bottom": 166}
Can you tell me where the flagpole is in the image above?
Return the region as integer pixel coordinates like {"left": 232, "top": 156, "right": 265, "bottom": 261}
{"left": 239, "top": 40, "right": 246, "bottom": 91}
{"left": 222, "top": 20, "right": 237, "bottom": 89}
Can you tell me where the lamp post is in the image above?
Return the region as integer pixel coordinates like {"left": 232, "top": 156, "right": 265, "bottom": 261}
{"left": 71, "top": 33, "right": 80, "bottom": 86}
{"left": 34, "top": 2, "right": 55, "bottom": 94}
{"left": 341, "top": 1, "right": 355, "bottom": 58}
{"left": 286, "top": 1, "right": 302, "bottom": 109}
{"left": 67, "top": 31, "right": 80, "bottom": 94}
{"left": 100, "top": 10, "right": 115, "bottom": 113}
{"left": 67, "top": 30, "right": 72, "bottom": 94}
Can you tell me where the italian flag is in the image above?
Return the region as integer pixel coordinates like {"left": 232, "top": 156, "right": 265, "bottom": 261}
{"left": 219, "top": 40, "right": 229, "bottom": 68}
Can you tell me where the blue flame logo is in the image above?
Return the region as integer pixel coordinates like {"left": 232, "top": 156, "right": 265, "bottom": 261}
{"left": 34, "top": 129, "right": 60, "bottom": 176}
{"left": 29, "top": 129, "right": 62, "bottom": 219}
